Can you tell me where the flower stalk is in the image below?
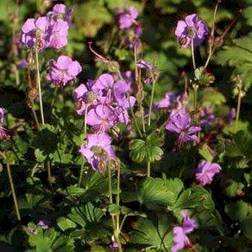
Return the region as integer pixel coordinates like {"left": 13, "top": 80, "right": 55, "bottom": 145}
{"left": 35, "top": 46, "right": 45, "bottom": 125}
{"left": 0, "top": 152, "right": 21, "bottom": 221}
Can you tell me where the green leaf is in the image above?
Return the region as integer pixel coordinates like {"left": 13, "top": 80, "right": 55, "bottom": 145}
{"left": 65, "top": 185, "right": 86, "bottom": 197}
{"left": 242, "top": 218, "right": 252, "bottom": 240}
{"left": 130, "top": 215, "right": 173, "bottom": 249}
{"left": 68, "top": 203, "right": 104, "bottom": 228}
{"left": 129, "top": 135, "right": 163, "bottom": 163}
{"left": 215, "top": 35, "right": 252, "bottom": 87}
{"left": 199, "top": 144, "right": 214, "bottom": 162}
{"left": 57, "top": 217, "right": 77, "bottom": 231}
{"left": 35, "top": 149, "right": 46, "bottom": 162}
{"left": 224, "top": 180, "right": 244, "bottom": 197}
{"left": 201, "top": 88, "right": 226, "bottom": 106}
{"left": 225, "top": 201, "right": 252, "bottom": 222}
{"left": 108, "top": 204, "right": 120, "bottom": 215}
{"left": 223, "top": 121, "right": 249, "bottom": 135}
{"left": 244, "top": 7, "right": 252, "bottom": 26}
{"left": 139, "top": 177, "right": 184, "bottom": 207}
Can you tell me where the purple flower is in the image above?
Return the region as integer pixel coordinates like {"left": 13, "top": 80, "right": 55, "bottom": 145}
{"left": 87, "top": 104, "right": 117, "bottom": 132}
{"left": 175, "top": 14, "right": 208, "bottom": 48}
{"left": 47, "top": 55, "right": 82, "bottom": 86}
{"left": 118, "top": 7, "right": 138, "bottom": 30}
{"left": 113, "top": 80, "right": 136, "bottom": 109}
{"left": 21, "top": 4, "right": 71, "bottom": 50}
{"left": 21, "top": 17, "right": 49, "bottom": 49}
{"left": 48, "top": 4, "right": 72, "bottom": 25}
{"left": 165, "top": 108, "right": 201, "bottom": 144}
{"left": 47, "top": 19, "right": 69, "bottom": 49}
{"left": 195, "top": 160, "right": 221, "bottom": 186}
{"left": 155, "top": 92, "right": 177, "bottom": 109}
{"left": 37, "top": 219, "right": 50, "bottom": 229}
{"left": 79, "top": 133, "right": 115, "bottom": 171}
{"left": 172, "top": 211, "right": 198, "bottom": 252}
{"left": 199, "top": 106, "right": 215, "bottom": 128}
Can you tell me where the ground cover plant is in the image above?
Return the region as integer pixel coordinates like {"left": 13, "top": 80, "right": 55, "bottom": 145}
{"left": 1, "top": 0, "right": 252, "bottom": 251}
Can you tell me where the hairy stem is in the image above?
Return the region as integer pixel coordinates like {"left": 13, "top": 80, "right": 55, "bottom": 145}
{"left": 204, "top": 0, "right": 220, "bottom": 68}
{"left": 147, "top": 161, "right": 151, "bottom": 177}
{"left": 193, "top": 85, "right": 198, "bottom": 112}
{"left": 115, "top": 165, "right": 122, "bottom": 252}
{"left": 6, "top": 162, "right": 21, "bottom": 221}
{"left": 78, "top": 160, "right": 85, "bottom": 187}
{"left": 147, "top": 76, "right": 156, "bottom": 127}
{"left": 191, "top": 39, "right": 196, "bottom": 70}
{"left": 35, "top": 47, "right": 45, "bottom": 125}
{"left": 236, "top": 89, "right": 242, "bottom": 124}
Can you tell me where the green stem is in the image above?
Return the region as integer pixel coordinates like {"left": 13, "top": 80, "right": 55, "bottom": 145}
{"left": 236, "top": 90, "right": 242, "bottom": 124}
{"left": 193, "top": 85, "right": 198, "bottom": 112}
{"left": 47, "top": 161, "right": 52, "bottom": 184}
{"left": 108, "top": 165, "right": 113, "bottom": 204}
{"left": 31, "top": 101, "right": 40, "bottom": 129}
{"left": 204, "top": 0, "right": 220, "bottom": 69}
{"left": 147, "top": 76, "right": 156, "bottom": 127}
{"left": 191, "top": 39, "right": 196, "bottom": 70}
{"left": 35, "top": 47, "right": 45, "bottom": 125}
{"left": 115, "top": 165, "right": 122, "bottom": 252}
{"left": 147, "top": 161, "right": 151, "bottom": 177}
{"left": 6, "top": 162, "right": 21, "bottom": 221}
{"left": 78, "top": 160, "right": 85, "bottom": 187}
{"left": 140, "top": 105, "right": 146, "bottom": 135}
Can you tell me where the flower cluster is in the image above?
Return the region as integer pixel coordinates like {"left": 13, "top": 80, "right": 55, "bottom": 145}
{"left": 172, "top": 211, "right": 198, "bottom": 252}
{"left": 117, "top": 6, "right": 142, "bottom": 49}
{"left": 195, "top": 160, "right": 221, "bottom": 185}
{"left": 74, "top": 73, "right": 135, "bottom": 131}
{"left": 21, "top": 4, "right": 71, "bottom": 50}
{"left": 166, "top": 108, "right": 201, "bottom": 144}
{"left": 175, "top": 14, "right": 208, "bottom": 48}
{"left": 77, "top": 73, "right": 135, "bottom": 170}
{"left": 47, "top": 55, "right": 82, "bottom": 86}
{"left": 0, "top": 107, "right": 9, "bottom": 140}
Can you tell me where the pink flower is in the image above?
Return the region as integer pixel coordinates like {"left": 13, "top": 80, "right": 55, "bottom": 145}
{"left": 172, "top": 211, "right": 198, "bottom": 252}
{"left": 79, "top": 133, "right": 115, "bottom": 171}
{"left": 154, "top": 92, "right": 177, "bottom": 109}
{"left": 166, "top": 108, "right": 201, "bottom": 144}
{"left": 175, "top": 14, "right": 208, "bottom": 48}
{"left": 47, "top": 55, "right": 82, "bottom": 86}
{"left": 195, "top": 160, "right": 221, "bottom": 186}
{"left": 47, "top": 19, "right": 69, "bottom": 49}
{"left": 118, "top": 7, "right": 138, "bottom": 29}
{"left": 21, "top": 17, "right": 49, "bottom": 49}
{"left": 47, "top": 4, "right": 72, "bottom": 25}
{"left": 86, "top": 104, "right": 116, "bottom": 132}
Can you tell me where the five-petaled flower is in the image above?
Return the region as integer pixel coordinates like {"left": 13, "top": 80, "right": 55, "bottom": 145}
{"left": 166, "top": 108, "right": 201, "bottom": 144}
{"left": 195, "top": 160, "right": 221, "bottom": 186}
{"left": 47, "top": 55, "right": 82, "bottom": 86}
{"left": 118, "top": 6, "right": 138, "bottom": 29}
{"left": 172, "top": 211, "right": 198, "bottom": 252}
{"left": 79, "top": 133, "right": 115, "bottom": 171}
{"left": 175, "top": 14, "right": 208, "bottom": 48}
